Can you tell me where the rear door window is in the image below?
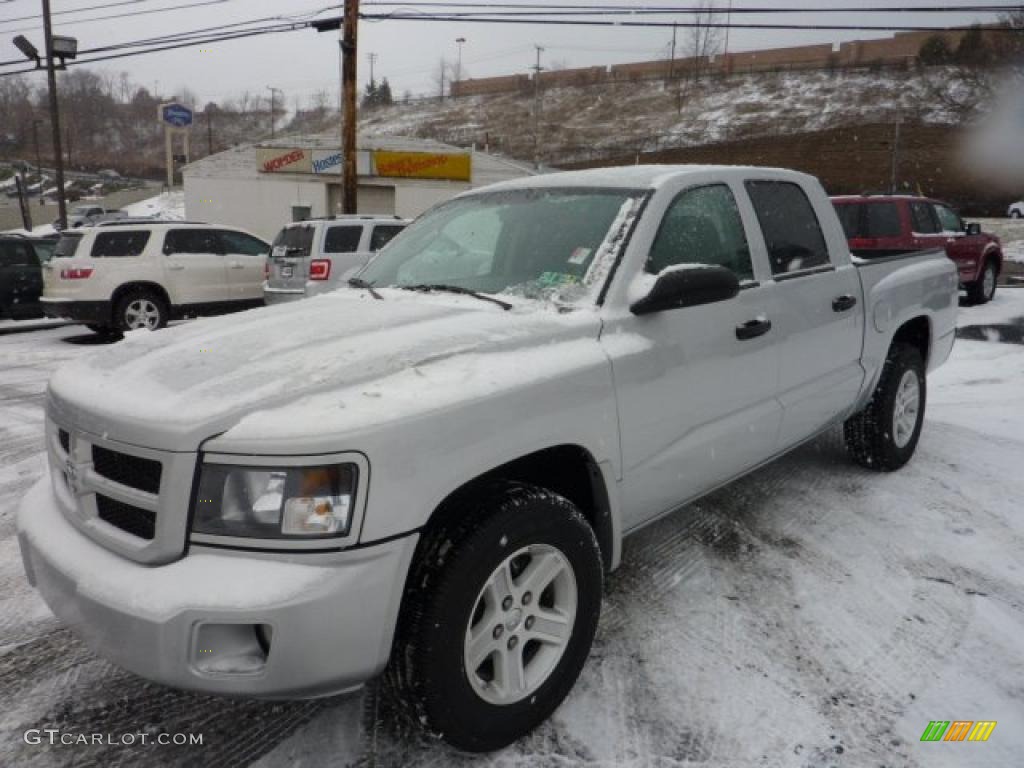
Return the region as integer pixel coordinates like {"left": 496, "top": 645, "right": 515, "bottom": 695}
{"left": 271, "top": 225, "right": 315, "bottom": 258}
{"left": 219, "top": 231, "right": 269, "bottom": 256}
{"left": 833, "top": 204, "right": 860, "bottom": 239}
{"left": 745, "top": 180, "right": 830, "bottom": 275}
{"left": 369, "top": 224, "right": 404, "bottom": 251}
{"left": 163, "top": 229, "right": 222, "bottom": 255}
{"left": 91, "top": 230, "right": 151, "bottom": 258}
{"left": 323, "top": 225, "right": 363, "bottom": 254}
{"left": 909, "top": 202, "right": 940, "bottom": 234}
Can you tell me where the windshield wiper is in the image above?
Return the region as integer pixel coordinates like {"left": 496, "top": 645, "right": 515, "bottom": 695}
{"left": 348, "top": 277, "right": 383, "bottom": 300}
{"left": 400, "top": 283, "right": 513, "bottom": 311}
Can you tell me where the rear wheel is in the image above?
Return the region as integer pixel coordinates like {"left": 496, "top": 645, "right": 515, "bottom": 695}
{"left": 115, "top": 289, "right": 167, "bottom": 331}
{"left": 1011, "top": 210, "right": 1022, "bottom": 219}
{"left": 966, "top": 260, "right": 997, "bottom": 305}
{"left": 388, "top": 480, "right": 603, "bottom": 752}
{"left": 844, "top": 343, "right": 926, "bottom": 471}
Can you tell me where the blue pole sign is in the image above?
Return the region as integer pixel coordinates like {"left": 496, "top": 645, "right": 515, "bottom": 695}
{"left": 161, "top": 103, "right": 193, "bottom": 128}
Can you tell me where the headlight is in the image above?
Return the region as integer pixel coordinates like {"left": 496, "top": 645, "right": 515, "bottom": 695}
{"left": 193, "top": 462, "right": 357, "bottom": 539}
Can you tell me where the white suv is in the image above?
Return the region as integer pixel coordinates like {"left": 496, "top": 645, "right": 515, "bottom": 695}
{"left": 41, "top": 222, "right": 270, "bottom": 333}
{"left": 264, "top": 215, "right": 408, "bottom": 304}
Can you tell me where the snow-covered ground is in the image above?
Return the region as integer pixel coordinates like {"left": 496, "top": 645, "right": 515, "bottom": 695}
{"left": 1, "top": 292, "right": 1022, "bottom": 766}
{"left": 1, "top": 191, "right": 184, "bottom": 237}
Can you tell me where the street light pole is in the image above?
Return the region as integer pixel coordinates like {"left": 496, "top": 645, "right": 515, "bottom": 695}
{"left": 32, "top": 119, "right": 43, "bottom": 205}
{"left": 41, "top": 0, "right": 67, "bottom": 230}
{"left": 266, "top": 86, "right": 282, "bottom": 139}
{"left": 455, "top": 37, "right": 466, "bottom": 92}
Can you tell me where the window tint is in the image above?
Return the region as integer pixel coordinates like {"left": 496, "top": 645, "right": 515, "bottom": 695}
{"left": 32, "top": 240, "right": 56, "bottom": 262}
{"left": 323, "top": 225, "right": 363, "bottom": 254}
{"left": 0, "top": 241, "right": 36, "bottom": 267}
{"left": 909, "top": 201, "right": 939, "bottom": 234}
{"left": 369, "top": 224, "right": 404, "bottom": 252}
{"left": 745, "top": 181, "right": 830, "bottom": 275}
{"left": 219, "top": 230, "right": 268, "bottom": 256}
{"left": 54, "top": 234, "right": 81, "bottom": 258}
{"left": 933, "top": 204, "right": 961, "bottom": 233}
{"left": 91, "top": 230, "right": 151, "bottom": 258}
{"left": 271, "top": 225, "right": 315, "bottom": 258}
{"left": 864, "top": 202, "right": 902, "bottom": 237}
{"left": 163, "top": 229, "right": 221, "bottom": 255}
{"left": 647, "top": 184, "right": 753, "bottom": 281}
{"left": 833, "top": 204, "right": 860, "bottom": 239}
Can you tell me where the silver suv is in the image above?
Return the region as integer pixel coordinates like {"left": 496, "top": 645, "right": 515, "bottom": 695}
{"left": 264, "top": 215, "right": 408, "bottom": 303}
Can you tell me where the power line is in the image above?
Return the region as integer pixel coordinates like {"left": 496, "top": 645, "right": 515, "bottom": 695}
{"left": 0, "top": 0, "right": 237, "bottom": 35}
{"left": 1, "top": 0, "right": 180, "bottom": 26}
{"left": 360, "top": 1, "right": 1024, "bottom": 12}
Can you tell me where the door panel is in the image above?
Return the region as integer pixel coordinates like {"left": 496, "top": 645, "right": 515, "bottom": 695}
{"left": 219, "top": 230, "right": 270, "bottom": 301}
{"left": 608, "top": 182, "right": 782, "bottom": 530}
{"left": 162, "top": 229, "right": 228, "bottom": 304}
{"left": 744, "top": 180, "right": 865, "bottom": 448}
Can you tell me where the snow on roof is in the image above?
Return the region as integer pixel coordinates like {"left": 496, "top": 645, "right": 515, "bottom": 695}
{"left": 182, "top": 132, "right": 536, "bottom": 181}
{"left": 477, "top": 163, "right": 816, "bottom": 192}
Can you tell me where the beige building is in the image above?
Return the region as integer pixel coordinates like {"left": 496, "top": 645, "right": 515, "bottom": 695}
{"left": 182, "top": 133, "right": 537, "bottom": 241}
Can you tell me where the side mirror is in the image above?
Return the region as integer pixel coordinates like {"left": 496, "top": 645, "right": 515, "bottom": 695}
{"left": 964, "top": 222, "right": 981, "bottom": 236}
{"left": 630, "top": 265, "right": 740, "bottom": 316}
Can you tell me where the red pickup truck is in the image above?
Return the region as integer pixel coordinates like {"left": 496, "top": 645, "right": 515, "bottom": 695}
{"left": 832, "top": 195, "right": 1002, "bottom": 304}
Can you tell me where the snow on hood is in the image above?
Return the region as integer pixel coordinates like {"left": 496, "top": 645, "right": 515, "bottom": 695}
{"left": 47, "top": 290, "right": 602, "bottom": 451}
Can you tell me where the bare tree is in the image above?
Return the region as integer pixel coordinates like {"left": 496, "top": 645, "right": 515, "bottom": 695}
{"left": 687, "top": 0, "right": 723, "bottom": 84}
{"left": 432, "top": 57, "right": 454, "bottom": 100}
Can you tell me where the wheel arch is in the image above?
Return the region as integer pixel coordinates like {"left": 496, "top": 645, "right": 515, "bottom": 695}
{"left": 110, "top": 281, "right": 172, "bottom": 313}
{"left": 416, "top": 443, "right": 618, "bottom": 574}
{"left": 890, "top": 314, "right": 931, "bottom": 368}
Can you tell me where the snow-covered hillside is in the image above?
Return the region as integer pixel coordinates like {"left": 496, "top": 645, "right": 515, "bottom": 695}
{"left": 357, "top": 69, "right": 961, "bottom": 165}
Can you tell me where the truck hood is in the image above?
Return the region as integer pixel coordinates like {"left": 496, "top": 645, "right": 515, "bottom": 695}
{"left": 47, "top": 290, "right": 603, "bottom": 452}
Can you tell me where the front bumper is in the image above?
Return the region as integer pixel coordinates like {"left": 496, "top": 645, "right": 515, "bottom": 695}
{"left": 17, "top": 478, "right": 417, "bottom": 698}
{"left": 40, "top": 297, "right": 111, "bottom": 325}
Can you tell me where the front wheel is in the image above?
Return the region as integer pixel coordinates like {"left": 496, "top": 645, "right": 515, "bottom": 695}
{"left": 844, "top": 343, "right": 926, "bottom": 471}
{"left": 966, "top": 261, "right": 997, "bottom": 305}
{"left": 388, "top": 481, "right": 603, "bottom": 752}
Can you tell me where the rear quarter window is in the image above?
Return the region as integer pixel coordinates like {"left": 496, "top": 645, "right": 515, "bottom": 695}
{"left": 323, "top": 225, "right": 363, "bottom": 254}
{"left": 370, "top": 224, "right": 405, "bottom": 251}
{"left": 54, "top": 234, "right": 81, "bottom": 258}
{"left": 271, "top": 225, "right": 315, "bottom": 257}
{"left": 91, "top": 230, "right": 151, "bottom": 258}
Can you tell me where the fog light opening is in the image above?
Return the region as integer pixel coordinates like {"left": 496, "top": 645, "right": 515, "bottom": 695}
{"left": 193, "top": 622, "right": 271, "bottom": 676}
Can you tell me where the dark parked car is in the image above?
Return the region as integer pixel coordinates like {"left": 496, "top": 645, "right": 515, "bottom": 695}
{"left": 0, "top": 235, "right": 48, "bottom": 319}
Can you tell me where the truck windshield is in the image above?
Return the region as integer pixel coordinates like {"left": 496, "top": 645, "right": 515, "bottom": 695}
{"left": 357, "top": 187, "right": 645, "bottom": 304}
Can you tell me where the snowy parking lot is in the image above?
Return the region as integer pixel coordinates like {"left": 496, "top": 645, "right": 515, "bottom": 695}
{"left": 1, "top": 291, "right": 1023, "bottom": 767}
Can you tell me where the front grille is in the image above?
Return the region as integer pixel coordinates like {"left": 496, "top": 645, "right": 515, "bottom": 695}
{"left": 92, "top": 445, "right": 162, "bottom": 494}
{"left": 96, "top": 495, "right": 156, "bottom": 540}
{"left": 58, "top": 429, "right": 70, "bottom": 454}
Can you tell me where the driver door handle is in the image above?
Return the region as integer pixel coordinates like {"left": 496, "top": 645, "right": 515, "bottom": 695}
{"left": 736, "top": 318, "right": 772, "bottom": 340}
{"left": 832, "top": 294, "right": 857, "bottom": 312}
{"left": 167, "top": 264, "right": 185, "bottom": 271}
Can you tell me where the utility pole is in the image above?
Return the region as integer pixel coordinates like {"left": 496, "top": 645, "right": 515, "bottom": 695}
{"left": 367, "top": 52, "right": 377, "bottom": 85}
{"left": 668, "top": 23, "right": 677, "bottom": 80}
{"left": 890, "top": 114, "right": 902, "bottom": 194}
{"left": 41, "top": 0, "right": 67, "bottom": 230}
{"left": 724, "top": 0, "right": 734, "bottom": 62}
{"left": 531, "top": 45, "right": 544, "bottom": 169}
{"left": 32, "top": 119, "right": 43, "bottom": 205}
{"left": 341, "top": 0, "right": 359, "bottom": 214}
{"left": 206, "top": 106, "right": 214, "bottom": 155}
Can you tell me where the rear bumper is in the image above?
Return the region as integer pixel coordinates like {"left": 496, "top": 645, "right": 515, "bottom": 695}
{"left": 263, "top": 286, "right": 305, "bottom": 304}
{"left": 40, "top": 297, "right": 110, "bottom": 325}
{"left": 18, "top": 478, "right": 418, "bottom": 699}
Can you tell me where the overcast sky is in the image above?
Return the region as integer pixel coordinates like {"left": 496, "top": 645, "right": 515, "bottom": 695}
{"left": 0, "top": 1, "right": 1011, "bottom": 109}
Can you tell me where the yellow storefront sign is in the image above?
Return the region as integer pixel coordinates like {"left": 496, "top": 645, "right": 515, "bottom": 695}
{"left": 373, "top": 151, "right": 471, "bottom": 182}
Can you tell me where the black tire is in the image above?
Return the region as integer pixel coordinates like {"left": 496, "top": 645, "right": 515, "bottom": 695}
{"left": 966, "top": 260, "right": 997, "bottom": 305}
{"left": 844, "top": 344, "right": 926, "bottom": 471}
{"left": 1012, "top": 210, "right": 1022, "bottom": 219}
{"left": 388, "top": 480, "right": 603, "bottom": 752}
{"left": 114, "top": 288, "right": 167, "bottom": 331}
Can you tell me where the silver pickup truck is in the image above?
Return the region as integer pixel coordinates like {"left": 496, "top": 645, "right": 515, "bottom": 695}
{"left": 18, "top": 166, "right": 957, "bottom": 752}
